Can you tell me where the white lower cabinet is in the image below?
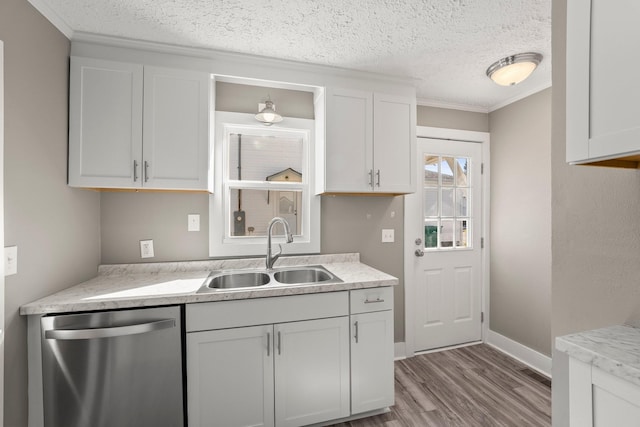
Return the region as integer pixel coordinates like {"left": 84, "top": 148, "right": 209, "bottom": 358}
{"left": 187, "top": 325, "right": 275, "bottom": 427}
{"left": 568, "top": 358, "right": 640, "bottom": 427}
{"left": 274, "top": 318, "right": 350, "bottom": 427}
{"left": 351, "top": 310, "right": 394, "bottom": 414}
{"left": 350, "top": 287, "right": 395, "bottom": 414}
{"left": 186, "top": 292, "right": 352, "bottom": 427}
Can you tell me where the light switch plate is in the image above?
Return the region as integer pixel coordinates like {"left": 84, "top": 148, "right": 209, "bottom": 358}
{"left": 382, "top": 229, "right": 395, "bottom": 243}
{"left": 140, "top": 240, "right": 154, "bottom": 258}
{"left": 188, "top": 214, "right": 200, "bottom": 232}
{"left": 4, "top": 246, "right": 17, "bottom": 276}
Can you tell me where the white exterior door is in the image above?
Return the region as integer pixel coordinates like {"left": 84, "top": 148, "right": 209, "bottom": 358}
{"left": 405, "top": 136, "right": 484, "bottom": 352}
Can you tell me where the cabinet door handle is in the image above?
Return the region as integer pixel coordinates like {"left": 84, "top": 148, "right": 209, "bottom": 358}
{"left": 376, "top": 169, "right": 381, "bottom": 187}
{"left": 267, "top": 332, "right": 271, "bottom": 356}
{"left": 144, "top": 161, "right": 149, "bottom": 182}
{"left": 364, "top": 298, "right": 385, "bottom": 304}
{"left": 368, "top": 169, "right": 374, "bottom": 189}
{"left": 277, "top": 331, "right": 282, "bottom": 355}
{"left": 354, "top": 321, "right": 359, "bottom": 344}
{"left": 133, "top": 160, "right": 138, "bottom": 182}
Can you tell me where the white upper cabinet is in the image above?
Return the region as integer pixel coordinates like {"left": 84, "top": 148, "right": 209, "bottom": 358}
{"left": 566, "top": 0, "right": 640, "bottom": 167}
{"left": 321, "top": 87, "right": 416, "bottom": 194}
{"left": 68, "top": 57, "right": 212, "bottom": 190}
{"left": 143, "top": 66, "right": 211, "bottom": 190}
{"left": 68, "top": 57, "right": 143, "bottom": 188}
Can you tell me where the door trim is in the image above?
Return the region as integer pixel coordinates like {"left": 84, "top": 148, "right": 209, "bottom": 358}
{"left": 404, "top": 126, "right": 490, "bottom": 357}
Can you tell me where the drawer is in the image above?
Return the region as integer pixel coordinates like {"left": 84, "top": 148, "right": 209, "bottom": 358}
{"left": 350, "top": 287, "right": 393, "bottom": 314}
{"left": 186, "top": 291, "right": 349, "bottom": 332}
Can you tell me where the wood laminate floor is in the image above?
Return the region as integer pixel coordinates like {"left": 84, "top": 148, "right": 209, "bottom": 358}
{"left": 332, "top": 344, "right": 551, "bottom": 427}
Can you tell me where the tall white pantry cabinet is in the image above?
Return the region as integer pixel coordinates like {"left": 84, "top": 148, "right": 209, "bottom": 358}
{"left": 68, "top": 56, "right": 212, "bottom": 190}
{"left": 566, "top": 0, "right": 640, "bottom": 167}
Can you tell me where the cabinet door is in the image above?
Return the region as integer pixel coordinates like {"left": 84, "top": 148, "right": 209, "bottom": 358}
{"left": 325, "top": 88, "right": 373, "bottom": 193}
{"left": 143, "top": 66, "right": 211, "bottom": 190}
{"left": 187, "top": 325, "right": 274, "bottom": 427}
{"left": 351, "top": 310, "right": 395, "bottom": 414}
{"left": 68, "top": 57, "right": 143, "bottom": 188}
{"left": 373, "top": 93, "right": 416, "bottom": 193}
{"left": 274, "top": 317, "right": 350, "bottom": 427}
{"left": 567, "top": 0, "right": 640, "bottom": 165}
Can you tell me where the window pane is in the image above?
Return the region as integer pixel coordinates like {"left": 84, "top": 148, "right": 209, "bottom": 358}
{"left": 456, "top": 188, "right": 469, "bottom": 217}
{"left": 230, "top": 188, "right": 302, "bottom": 236}
{"left": 441, "top": 157, "right": 455, "bottom": 187}
{"left": 228, "top": 134, "right": 303, "bottom": 181}
{"left": 441, "top": 188, "right": 454, "bottom": 217}
{"left": 440, "top": 219, "right": 454, "bottom": 247}
{"left": 423, "top": 188, "right": 438, "bottom": 217}
{"left": 456, "top": 157, "right": 469, "bottom": 186}
{"left": 424, "top": 220, "right": 438, "bottom": 248}
{"left": 424, "top": 155, "right": 439, "bottom": 186}
{"left": 455, "top": 219, "right": 470, "bottom": 248}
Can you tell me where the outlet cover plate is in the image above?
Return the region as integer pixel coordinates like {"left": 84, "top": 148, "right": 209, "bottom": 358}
{"left": 140, "top": 240, "right": 155, "bottom": 258}
{"left": 188, "top": 214, "right": 200, "bottom": 232}
{"left": 4, "top": 246, "right": 17, "bottom": 276}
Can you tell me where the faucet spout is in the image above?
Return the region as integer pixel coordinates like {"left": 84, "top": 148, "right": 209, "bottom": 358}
{"left": 266, "top": 217, "right": 293, "bottom": 269}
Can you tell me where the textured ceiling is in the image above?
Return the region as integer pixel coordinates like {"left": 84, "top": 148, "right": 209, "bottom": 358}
{"left": 36, "top": 0, "right": 552, "bottom": 111}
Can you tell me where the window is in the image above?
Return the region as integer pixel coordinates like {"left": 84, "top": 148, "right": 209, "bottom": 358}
{"left": 423, "top": 155, "right": 471, "bottom": 250}
{"left": 210, "top": 112, "right": 320, "bottom": 257}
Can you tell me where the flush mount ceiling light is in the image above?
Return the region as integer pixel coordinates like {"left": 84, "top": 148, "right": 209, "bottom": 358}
{"left": 486, "top": 52, "right": 543, "bottom": 86}
{"left": 255, "top": 99, "right": 283, "bottom": 126}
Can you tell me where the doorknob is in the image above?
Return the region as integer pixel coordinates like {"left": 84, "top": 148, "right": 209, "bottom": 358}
{"left": 415, "top": 249, "right": 425, "bottom": 257}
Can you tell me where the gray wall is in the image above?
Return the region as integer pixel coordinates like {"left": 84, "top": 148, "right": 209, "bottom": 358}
{"left": 489, "top": 88, "right": 552, "bottom": 356}
{"left": 417, "top": 105, "right": 489, "bottom": 132}
{"left": 0, "top": 1, "right": 102, "bottom": 425}
{"left": 551, "top": 0, "right": 640, "bottom": 424}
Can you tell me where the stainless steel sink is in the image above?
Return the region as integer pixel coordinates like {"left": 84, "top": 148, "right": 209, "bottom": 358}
{"left": 204, "top": 272, "right": 271, "bottom": 289}
{"left": 198, "top": 265, "right": 341, "bottom": 293}
{"left": 273, "top": 266, "right": 334, "bottom": 284}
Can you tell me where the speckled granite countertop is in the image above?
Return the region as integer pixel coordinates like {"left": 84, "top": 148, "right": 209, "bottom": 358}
{"left": 556, "top": 325, "right": 640, "bottom": 387}
{"left": 20, "top": 253, "right": 398, "bottom": 315}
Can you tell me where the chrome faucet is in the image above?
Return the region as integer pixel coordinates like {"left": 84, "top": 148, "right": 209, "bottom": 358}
{"left": 266, "top": 217, "right": 294, "bottom": 269}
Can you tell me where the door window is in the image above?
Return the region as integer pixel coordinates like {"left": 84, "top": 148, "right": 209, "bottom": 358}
{"left": 423, "top": 155, "right": 472, "bottom": 249}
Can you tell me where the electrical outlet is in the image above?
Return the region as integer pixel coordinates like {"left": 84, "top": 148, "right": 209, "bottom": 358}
{"left": 382, "top": 229, "right": 395, "bottom": 243}
{"left": 188, "top": 214, "right": 200, "bottom": 232}
{"left": 4, "top": 246, "right": 17, "bottom": 276}
{"left": 140, "top": 240, "right": 155, "bottom": 258}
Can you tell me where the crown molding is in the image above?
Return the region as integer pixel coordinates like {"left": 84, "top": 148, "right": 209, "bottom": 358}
{"left": 28, "top": 0, "right": 74, "bottom": 39}
{"left": 488, "top": 81, "right": 552, "bottom": 112}
{"left": 417, "top": 98, "right": 489, "bottom": 114}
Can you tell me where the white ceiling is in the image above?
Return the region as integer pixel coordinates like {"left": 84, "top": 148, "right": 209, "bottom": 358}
{"left": 31, "top": 0, "right": 552, "bottom": 112}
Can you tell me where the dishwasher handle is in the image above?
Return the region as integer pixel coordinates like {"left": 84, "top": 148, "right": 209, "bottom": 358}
{"left": 44, "top": 318, "right": 176, "bottom": 340}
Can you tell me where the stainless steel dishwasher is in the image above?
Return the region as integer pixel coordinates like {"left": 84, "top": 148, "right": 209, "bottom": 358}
{"left": 40, "top": 305, "right": 185, "bottom": 427}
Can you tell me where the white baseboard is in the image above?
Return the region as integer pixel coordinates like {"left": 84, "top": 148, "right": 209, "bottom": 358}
{"left": 485, "top": 329, "right": 552, "bottom": 378}
{"left": 394, "top": 342, "right": 407, "bottom": 360}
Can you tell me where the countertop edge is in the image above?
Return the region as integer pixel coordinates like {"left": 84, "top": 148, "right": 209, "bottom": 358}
{"left": 20, "top": 256, "right": 398, "bottom": 316}
{"left": 555, "top": 325, "right": 640, "bottom": 387}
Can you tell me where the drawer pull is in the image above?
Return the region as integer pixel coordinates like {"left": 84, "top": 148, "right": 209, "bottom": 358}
{"left": 364, "top": 298, "right": 385, "bottom": 304}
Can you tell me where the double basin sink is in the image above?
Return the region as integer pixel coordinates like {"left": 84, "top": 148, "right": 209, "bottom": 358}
{"left": 198, "top": 265, "right": 342, "bottom": 292}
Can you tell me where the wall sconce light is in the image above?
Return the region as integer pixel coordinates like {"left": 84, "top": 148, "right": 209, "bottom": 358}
{"left": 255, "top": 99, "right": 283, "bottom": 126}
{"left": 486, "top": 52, "right": 543, "bottom": 86}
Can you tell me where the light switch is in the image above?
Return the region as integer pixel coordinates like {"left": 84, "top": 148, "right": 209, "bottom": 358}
{"left": 4, "top": 246, "right": 17, "bottom": 276}
{"left": 382, "top": 229, "right": 395, "bottom": 243}
{"left": 140, "top": 240, "right": 155, "bottom": 258}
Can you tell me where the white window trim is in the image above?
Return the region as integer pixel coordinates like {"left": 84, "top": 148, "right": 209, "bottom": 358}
{"left": 209, "top": 111, "right": 320, "bottom": 257}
